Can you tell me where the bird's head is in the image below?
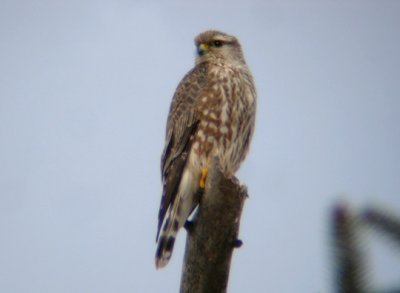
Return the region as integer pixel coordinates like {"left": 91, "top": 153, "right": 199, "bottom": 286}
{"left": 194, "top": 30, "right": 245, "bottom": 65}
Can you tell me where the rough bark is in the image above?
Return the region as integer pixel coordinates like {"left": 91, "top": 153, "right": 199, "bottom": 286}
{"left": 180, "top": 161, "right": 247, "bottom": 293}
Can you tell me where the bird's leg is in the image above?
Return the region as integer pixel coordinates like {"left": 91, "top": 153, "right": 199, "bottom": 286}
{"left": 199, "top": 167, "right": 208, "bottom": 189}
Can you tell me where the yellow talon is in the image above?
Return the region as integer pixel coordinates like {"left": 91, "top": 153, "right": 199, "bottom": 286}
{"left": 199, "top": 167, "right": 208, "bottom": 188}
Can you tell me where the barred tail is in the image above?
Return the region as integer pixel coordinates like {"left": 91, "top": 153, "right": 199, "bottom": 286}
{"left": 155, "top": 169, "right": 200, "bottom": 269}
{"left": 155, "top": 213, "right": 179, "bottom": 269}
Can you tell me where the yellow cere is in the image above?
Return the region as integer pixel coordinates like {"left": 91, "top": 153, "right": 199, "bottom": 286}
{"left": 199, "top": 43, "right": 209, "bottom": 51}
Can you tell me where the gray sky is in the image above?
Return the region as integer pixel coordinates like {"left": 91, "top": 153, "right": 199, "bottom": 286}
{"left": 1, "top": 0, "right": 400, "bottom": 292}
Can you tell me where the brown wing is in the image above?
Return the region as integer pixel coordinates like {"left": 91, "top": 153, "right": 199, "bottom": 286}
{"left": 156, "top": 64, "right": 207, "bottom": 240}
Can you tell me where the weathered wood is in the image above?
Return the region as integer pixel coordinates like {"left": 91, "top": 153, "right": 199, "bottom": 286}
{"left": 180, "top": 161, "right": 247, "bottom": 293}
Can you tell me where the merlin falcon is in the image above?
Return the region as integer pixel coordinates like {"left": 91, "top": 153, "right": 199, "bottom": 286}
{"left": 155, "top": 30, "right": 256, "bottom": 268}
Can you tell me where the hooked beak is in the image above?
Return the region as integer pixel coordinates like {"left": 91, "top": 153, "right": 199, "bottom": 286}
{"left": 197, "top": 43, "right": 208, "bottom": 56}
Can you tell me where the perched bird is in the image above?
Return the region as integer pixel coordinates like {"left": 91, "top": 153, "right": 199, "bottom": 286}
{"left": 155, "top": 30, "right": 256, "bottom": 269}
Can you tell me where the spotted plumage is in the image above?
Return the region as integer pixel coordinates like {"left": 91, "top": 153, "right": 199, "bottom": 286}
{"left": 155, "top": 30, "right": 256, "bottom": 268}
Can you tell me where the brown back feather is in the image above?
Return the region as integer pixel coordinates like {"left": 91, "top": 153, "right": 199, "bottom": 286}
{"left": 157, "top": 64, "right": 207, "bottom": 240}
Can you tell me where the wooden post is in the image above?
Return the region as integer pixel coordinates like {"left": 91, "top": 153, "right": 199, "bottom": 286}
{"left": 180, "top": 160, "right": 247, "bottom": 293}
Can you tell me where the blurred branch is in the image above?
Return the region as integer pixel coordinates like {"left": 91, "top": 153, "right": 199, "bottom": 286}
{"left": 332, "top": 204, "right": 400, "bottom": 293}
{"left": 332, "top": 204, "right": 364, "bottom": 293}
{"left": 362, "top": 208, "right": 400, "bottom": 245}
{"left": 180, "top": 159, "right": 247, "bottom": 293}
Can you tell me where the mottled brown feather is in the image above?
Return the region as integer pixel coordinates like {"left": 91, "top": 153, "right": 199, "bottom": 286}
{"left": 156, "top": 30, "right": 256, "bottom": 268}
{"left": 157, "top": 65, "right": 208, "bottom": 240}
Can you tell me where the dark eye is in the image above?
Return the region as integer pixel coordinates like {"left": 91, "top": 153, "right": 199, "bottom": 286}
{"left": 213, "top": 40, "right": 223, "bottom": 47}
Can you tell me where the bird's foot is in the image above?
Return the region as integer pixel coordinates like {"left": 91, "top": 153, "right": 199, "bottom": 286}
{"left": 199, "top": 167, "right": 208, "bottom": 188}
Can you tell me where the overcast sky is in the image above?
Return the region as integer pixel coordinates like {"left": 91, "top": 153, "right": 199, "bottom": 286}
{"left": 1, "top": 0, "right": 400, "bottom": 292}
